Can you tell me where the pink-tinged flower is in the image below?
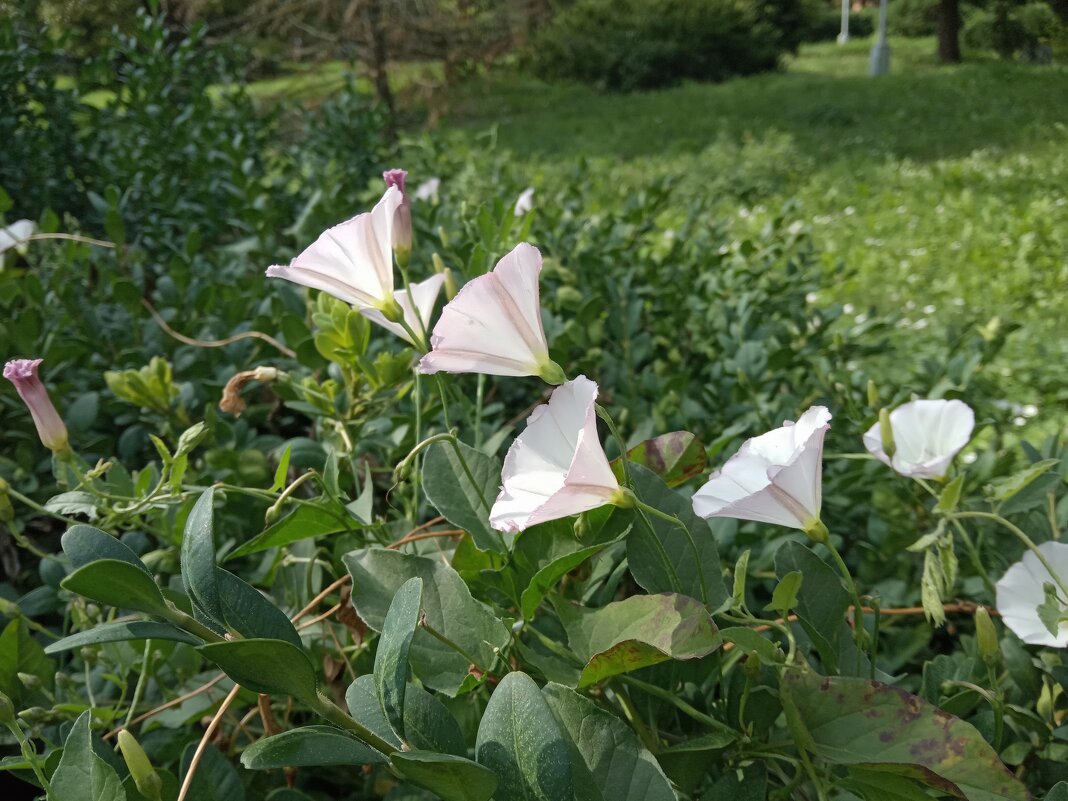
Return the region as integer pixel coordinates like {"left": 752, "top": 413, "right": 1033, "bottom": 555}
{"left": 413, "top": 178, "right": 441, "bottom": 202}
{"left": 361, "top": 273, "right": 445, "bottom": 346}
{"left": 0, "top": 220, "right": 35, "bottom": 255}
{"left": 996, "top": 541, "right": 1068, "bottom": 647}
{"left": 692, "top": 406, "right": 832, "bottom": 538}
{"left": 863, "top": 399, "right": 974, "bottom": 479}
{"left": 490, "top": 376, "right": 622, "bottom": 533}
{"left": 4, "top": 358, "right": 69, "bottom": 453}
{"left": 514, "top": 187, "right": 534, "bottom": 217}
{"left": 382, "top": 169, "right": 412, "bottom": 259}
{"left": 418, "top": 243, "right": 565, "bottom": 383}
{"left": 266, "top": 186, "right": 403, "bottom": 314}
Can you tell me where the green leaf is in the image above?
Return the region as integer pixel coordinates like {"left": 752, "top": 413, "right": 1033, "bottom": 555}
{"left": 732, "top": 549, "right": 751, "bottom": 609}
{"left": 1037, "top": 582, "right": 1064, "bottom": 638}
{"left": 0, "top": 619, "right": 54, "bottom": 707}
{"left": 227, "top": 500, "right": 358, "bottom": 560}
{"left": 344, "top": 548, "right": 510, "bottom": 695}
{"left": 987, "top": 459, "right": 1060, "bottom": 502}
{"left": 626, "top": 464, "right": 729, "bottom": 609}
{"left": 241, "top": 726, "right": 385, "bottom": 769}
{"left": 61, "top": 560, "right": 171, "bottom": 617}
{"left": 781, "top": 670, "right": 1029, "bottom": 801}
{"left": 475, "top": 672, "right": 573, "bottom": 801}
{"left": 774, "top": 542, "right": 851, "bottom": 674}
{"left": 179, "top": 743, "right": 244, "bottom": 801}
{"left": 841, "top": 766, "right": 946, "bottom": 801}
{"left": 51, "top": 711, "right": 127, "bottom": 801}
{"left": 216, "top": 568, "right": 302, "bottom": 648}
{"left": 271, "top": 445, "right": 292, "bottom": 492}
{"left": 198, "top": 639, "right": 318, "bottom": 705}
{"left": 542, "top": 683, "right": 677, "bottom": 801}
{"left": 1045, "top": 782, "right": 1068, "bottom": 801}
{"left": 346, "top": 674, "right": 466, "bottom": 756}
{"left": 375, "top": 577, "right": 423, "bottom": 742}
{"left": 555, "top": 593, "right": 720, "bottom": 687}
{"left": 45, "top": 621, "right": 200, "bottom": 654}
{"left": 182, "top": 489, "right": 223, "bottom": 622}
{"left": 62, "top": 524, "right": 150, "bottom": 572}
{"left": 936, "top": 475, "right": 966, "bottom": 514}
{"left": 392, "top": 751, "right": 499, "bottom": 801}
{"left": 421, "top": 440, "right": 505, "bottom": 552}
{"left": 764, "top": 571, "right": 803, "bottom": 613}
{"left": 719, "top": 627, "right": 783, "bottom": 664}
{"left": 521, "top": 543, "right": 611, "bottom": 621}
{"left": 612, "top": 431, "right": 707, "bottom": 488}
{"left": 47, "top": 491, "right": 100, "bottom": 520}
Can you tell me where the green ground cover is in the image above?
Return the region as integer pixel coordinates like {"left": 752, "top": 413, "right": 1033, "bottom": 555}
{"left": 433, "top": 37, "right": 1068, "bottom": 406}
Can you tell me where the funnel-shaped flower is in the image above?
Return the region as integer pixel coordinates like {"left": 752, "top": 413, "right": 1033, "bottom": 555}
{"left": 692, "top": 406, "right": 832, "bottom": 536}
{"left": 490, "top": 376, "right": 621, "bottom": 533}
{"left": 0, "top": 220, "right": 34, "bottom": 255}
{"left": 266, "top": 186, "right": 402, "bottom": 313}
{"left": 418, "top": 243, "right": 564, "bottom": 382}
{"left": 863, "top": 399, "right": 974, "bottom": 479}
{"left": 996, "top": 541, "right": 1068, "bottom": 647}
{"left": 361, "top": 273, "right": 445, "bottom": 346}
{"left": 4, "top": 359, "right": 69, "bottom": 453}
{"left": 413, "top": 177, "right": 441, "bottom": 202}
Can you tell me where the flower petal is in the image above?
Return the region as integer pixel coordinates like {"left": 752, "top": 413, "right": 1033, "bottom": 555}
{"left": 361, "top": 273, "right": 445, "bottom": 345}
{"left": 419, "top": 243, "right": 550, "bottom": 377}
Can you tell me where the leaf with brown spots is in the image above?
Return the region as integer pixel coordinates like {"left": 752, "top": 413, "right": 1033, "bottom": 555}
{"left": 781, "top": 670, "right": 1029, "bottom": 801}
{"left": 611, "top": 431, "right": 707, "bottom": 488}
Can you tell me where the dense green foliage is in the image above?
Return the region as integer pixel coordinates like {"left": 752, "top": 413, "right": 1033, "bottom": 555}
{"left": 1, "top": 9, "right": 1067, "bottom": 801}
{"left": 526, "top": 0, "right": 808, "bottom": 90}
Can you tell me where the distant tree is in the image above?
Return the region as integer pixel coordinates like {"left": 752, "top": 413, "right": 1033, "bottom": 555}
{"left": 937, "top": 0, "right": 963, "bottom": 61}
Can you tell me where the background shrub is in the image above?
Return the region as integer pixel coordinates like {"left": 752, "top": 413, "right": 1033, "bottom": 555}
{"left": 889, "top": 0, "right": 939, "bottom": 36}
{"left": 527, "top": 0, "right": 808, "bottom": 91}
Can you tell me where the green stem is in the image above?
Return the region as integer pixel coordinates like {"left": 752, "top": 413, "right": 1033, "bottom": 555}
{"left": 948, "top": 518, "right": 998, "bottom": 597}
{"left": 312, "top": 691, "right": 398, "bottom": 755}
{"left": 420, "top": 619, "right": 496, "bottom": 676}
{"left": 823, "top": 538, "right": 869, "bottom": 654}
{"left": 610, "top": 682, "right": 660, "bottom": 754}
{"left": 166, "top": 608, "right": 225, "bottom": 644}
{"left": 952, "top": 511, "right": 1068, "bottom": 600}
{"left": 619, "top": 675, "right": 738, "bottom": 737}
{"left": 122, "top": 640, "right": 155, "bottom": 732}
{"left": 4, "top": 719, "right": 54, "bottom": 799}
{"left": 798, "top": 746, "right": 829, "bottom": 801}
{"left": 595, "top": 404, "right": 631, "bottom": 484}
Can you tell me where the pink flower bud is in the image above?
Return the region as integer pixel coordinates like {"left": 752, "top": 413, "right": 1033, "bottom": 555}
{"left": 383, "top": 169, "right": 412, "bottom": 260}
{"left": 4, "top": 359, "right": 69, "bottom": 453}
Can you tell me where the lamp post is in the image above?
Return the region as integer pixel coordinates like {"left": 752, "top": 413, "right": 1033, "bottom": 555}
{"left": 837, "top": 0, "right": 850, "bottom": 43}
{"left": 869, "top": 0, "right": 891, "bottom": 75}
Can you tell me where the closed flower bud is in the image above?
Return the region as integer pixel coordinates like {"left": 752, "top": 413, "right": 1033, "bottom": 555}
{"left": 383, "top": 169, "right": 412, "bottom": 267}
{"left": 866, "top": 380, "right": 879, "bottom": 408}
{"left": 0, "top": 691, "right": 14, "bottom": 725}
{"left": 4, "top": 359, "right": 69, "bottom": 454}
{"left": 975, "top": 606, "right": 1000, "bottom": 666}
{"left": 17, "top": 672, "right": 41, "bottom": 691}
{"left": 118, "top": 730, "right": 163, "bottom": 801}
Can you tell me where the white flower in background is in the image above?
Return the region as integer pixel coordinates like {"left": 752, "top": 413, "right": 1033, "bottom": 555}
{"left": 996, "top": 542, "right": 1068, "bottom": 647}
{"left": 0, "top": 219, "right": 35, "bottom": 255}
{"left": 514, "top": 187, "right": 535, "bottom": 216}
{"left": 266, "top": 186, "right": 403, "bottom": 313}
{"left": 692, "top": 406, "right": 832, "bottom": 539}
{"left": 360, "top": 273, "right": 445, "bottom": 346}
{"left": 413, "top": 177, "right": 441, "bottom": 202}
{"left": 863, "top": 399, "right": 974, "bottom": 479}
{"left": 418, "top": 243, "right": 565, "bottom": 383}
{"left": 490, "top": 376, "right": 622, "bottom": 533}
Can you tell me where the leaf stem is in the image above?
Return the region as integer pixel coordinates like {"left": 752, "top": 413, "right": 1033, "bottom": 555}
{"left": 952, "top": 511, "right": 1068, "bottom": 599}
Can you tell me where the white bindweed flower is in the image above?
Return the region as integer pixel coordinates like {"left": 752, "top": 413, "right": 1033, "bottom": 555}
{"left": 514, "top": 187, "right": 535, "bottom": 216}
{"left": 490, "top": 376, "right": 622, "bottom": 533}
{"left": 418, "top": 243, "right": 565, "bottom": 383}
{"left": 0, "top": 219, "right": 35, "bottom": 255}
{"left": 266, "top": 186, "right": 403, "bottom": 314}
{"left": 862, "top": 399, "right": 974, "bottom": 479}
{"left": 692, "top": 406, "right": 832, "bottom": 539}
{"left": 413, "top": 177, "right": 441, "bottom": 202}
{"left": 996, "top": 542, "right": 1068, "bottom": 647}
{"left": 360, "top": 273, "right": 445, "bottom": 346}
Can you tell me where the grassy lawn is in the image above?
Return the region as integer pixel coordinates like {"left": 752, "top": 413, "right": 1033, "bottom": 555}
{"left": 432, "top": 37, "right": 1068, "bottom": 403}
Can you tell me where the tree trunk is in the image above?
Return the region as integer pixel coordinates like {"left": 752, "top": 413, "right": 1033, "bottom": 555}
{"left": 363, "top": 0, "right": 397, "bottom": 143}
{"left": 936, "top": 0, "right": 962, "bottom": 63}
